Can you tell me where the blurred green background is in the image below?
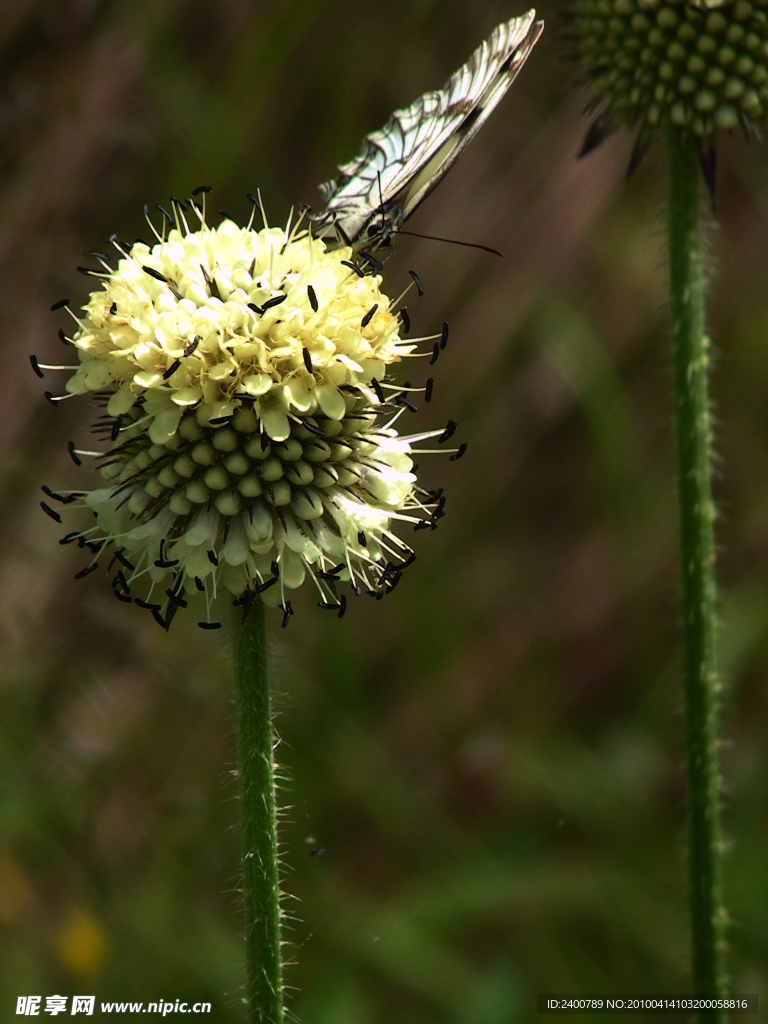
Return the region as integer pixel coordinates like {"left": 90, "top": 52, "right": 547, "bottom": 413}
{"left": 1, "top": 1, "right": 767, "bottom": 1021}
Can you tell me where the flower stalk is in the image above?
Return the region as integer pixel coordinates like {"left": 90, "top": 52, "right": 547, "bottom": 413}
{"left": 667, "top": 125, "right": 726, "bottom": 1012}
{"left": 231, "top": 601, "right": 283, "bottom": 1024}
{"left": 41, "top": 194, "right": 459, "bottom": 1020}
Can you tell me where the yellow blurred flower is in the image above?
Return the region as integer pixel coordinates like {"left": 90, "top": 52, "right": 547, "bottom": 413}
{"left": 55, "top": 907, "right": 108, "bottom": 978}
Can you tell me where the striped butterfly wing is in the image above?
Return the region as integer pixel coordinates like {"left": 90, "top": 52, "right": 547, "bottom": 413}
{"left": 312, "top": 10, "right": 543, "bottom": 248}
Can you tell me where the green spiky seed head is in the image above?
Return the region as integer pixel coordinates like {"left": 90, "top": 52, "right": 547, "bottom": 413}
{"left": 574, "top": 0, "right": 768, "bottom": 143}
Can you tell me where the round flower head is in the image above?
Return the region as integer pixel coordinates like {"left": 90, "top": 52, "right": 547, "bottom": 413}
{"left": 570, "top": 0, "right": 768, "bottom": 188}
{"left": 40, "top": 193, "right": 459, "bottom": 629}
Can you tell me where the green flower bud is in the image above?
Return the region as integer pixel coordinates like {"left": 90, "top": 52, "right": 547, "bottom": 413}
{"left": 572, "top": 0, "right": 768, "bottom": 154}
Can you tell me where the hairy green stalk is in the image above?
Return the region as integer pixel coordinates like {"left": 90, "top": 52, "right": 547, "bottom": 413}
{"left": 667, "top": 127, "right": 727, "bottom": 1014}
{"left": 232, "top": 600, "right": 283, "bottom": 1024}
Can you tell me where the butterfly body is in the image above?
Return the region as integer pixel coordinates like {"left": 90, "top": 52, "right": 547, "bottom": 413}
{"left": 312, "top": 10, "right": 543, "bottom": 249}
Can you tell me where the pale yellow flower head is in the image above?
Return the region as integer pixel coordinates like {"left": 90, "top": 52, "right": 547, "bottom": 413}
{"left": 43, "top": 198, "right": 456, "bottom": 628}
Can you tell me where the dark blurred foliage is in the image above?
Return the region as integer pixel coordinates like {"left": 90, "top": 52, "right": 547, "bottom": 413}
{"left": 0, "top": 1, "right": 767, "bottom": 1021}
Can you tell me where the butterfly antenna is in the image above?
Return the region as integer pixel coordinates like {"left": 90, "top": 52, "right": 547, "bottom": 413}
{"left": 393, "top": 229, "right": 503, "bottom": 258}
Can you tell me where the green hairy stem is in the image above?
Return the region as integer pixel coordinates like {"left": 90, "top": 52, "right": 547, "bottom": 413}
{"left": 667, "top": 126, "right": 727, "bottom": 1018}
{"left": 231, "top": 600, "right": 284, "bottom": 1024}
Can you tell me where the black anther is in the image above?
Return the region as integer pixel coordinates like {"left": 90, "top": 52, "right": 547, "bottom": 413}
{"left": 74, "top": 563, "right": 99, "bottom": 579}
{"left": 438, "top": 419, "right": 458, "bottom": 443}
{"left": 40, "top": 502, "right": 62, "bottom": 523}
{"left": 359, "top": 251, "right": 383, "bottom": 270}
{"left": 395, "top": 393, "right": 417, "bottom": 413}
{"left": 408, "top": 269, "right": 424, "bottom": 295}
{"left": 114, "top": 550, "right": 135, "bottom": 570}
{"left": 341, "top": 260, "right": 364, "bottom": 278}
{"left": 67, "top": 441, "right": 82, "bottom": 466}
{"left": 361, "top": 304, "right": 378, "bottom": 328}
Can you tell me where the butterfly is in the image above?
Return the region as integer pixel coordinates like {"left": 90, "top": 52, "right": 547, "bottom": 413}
{"left": 311, "top": 10, "right": 543, "bottom": 250}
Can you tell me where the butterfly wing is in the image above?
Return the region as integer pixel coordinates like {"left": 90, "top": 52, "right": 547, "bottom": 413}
{"left": 313, "top": 10, "right": 543, "bottom": 246}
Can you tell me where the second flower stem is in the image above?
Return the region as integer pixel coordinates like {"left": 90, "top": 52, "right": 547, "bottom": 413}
{"left": 231, "top": 599, "right": 284, "bottom": 1024}
{"left": 667, "top": 127, "right": 726, "bottom": 1014}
